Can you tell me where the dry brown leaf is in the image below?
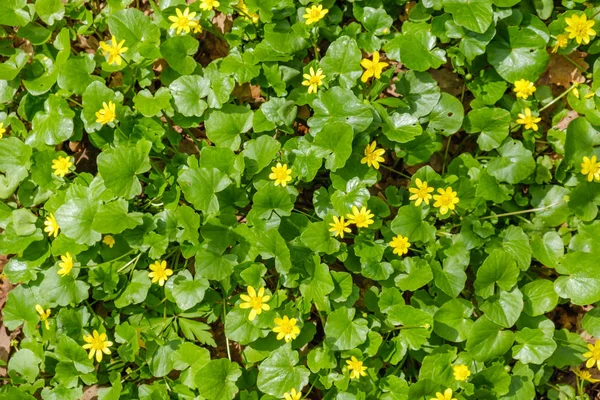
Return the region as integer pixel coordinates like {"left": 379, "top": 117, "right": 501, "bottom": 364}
{"left": 430, "top": 66, "right": 464, "bottom": 96}
{"left": 553, "top": 109, "right": 579, "bottom": 131}
{"left": 543, "top": 52, "right": 589, "bottom": 89}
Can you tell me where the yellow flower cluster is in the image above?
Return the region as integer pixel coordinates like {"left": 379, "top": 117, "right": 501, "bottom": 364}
{"left": 581, "top": 155, "right": 600, "bottom": 182}
{"left": 409, "top": 179, "right": 460, "bottom": 215}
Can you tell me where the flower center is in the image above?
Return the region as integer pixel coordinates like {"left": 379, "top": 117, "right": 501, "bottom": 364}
{"left": 308, "top": 75, "right": 322, "bottom": 85}
{"left": 91, "top": 337, "right": 106, "bottom": 351}
{"left": 274, "top": 170, "right": 287, "bottom": 180}
{"left": 574, "top": 22, "right": 588, "bottom": 36}
{"left": 250, "top": 296, "right": 263, "bottom": 309}
{"left": 279, "top": 322, "right": 294, "bottom": 334}
{"left": 438, "top": 193, "right": 453, "bottom": 206}
{"left": 415, "top": 187, "right": 429, "bottom": 198}
{"left": 309, "top": 9, "right": 321, "bottom": 19}
{"left": 176, "top": 16, "right": 191, "bottom": 28}
{"left": 353, "top": 214, "right": 366, "bottom": 225}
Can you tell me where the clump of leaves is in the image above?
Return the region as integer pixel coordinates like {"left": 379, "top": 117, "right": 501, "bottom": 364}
{"left": 1, "top": 1, "right": 600, "bottom": 400}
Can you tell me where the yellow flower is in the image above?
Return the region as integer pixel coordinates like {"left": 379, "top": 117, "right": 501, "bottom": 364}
{"left": 453, "top": 364, "right": 471, "bottom": 381}
{"left": 103, "top": 235, "right": 116, "bottom": 248}
{"left": 82, "top": 330, "right": 113, "bottom": 363}
{"left": 200, "top": 0, "right": 220, "bottom": 11}
{"left": 346, "top": 356, "right": 367, "bottom": 379}
{"left": 565, "top": 13, "right": 596, "bottom": 45}
{"left": 237, "top": 0, "right": 259, "bottom": 23}
{"left": 346, "top": 206, "right": 374, "bottom": 228}
{"left": 57, "top": 253, "right": 74, "bottom": 277}
{"left": 552, "top": 33, "right": 569, "bottom": 53}
{"left": 239, "top": 286, "right": 270, "bottom": 321}
{"left": 193, "top": 23, "right": 203, "bottom": 34}
{"left": 329, "top": 216, "right": 351, "bottom": 238}
{"left": 360, "top": 51, "right": 389, "bottom": 83}
{"left": 95, "top": 101, "right": 116, "bottom": 125}
{"left": 169, "top": 7, "right": 198, "bottom": 34}
{"left": 581, "top": 155, "right": 600, "bottom": 182}
{"left": 148, "top": 260, "right": 173, "bottom": 286}
{"left": 431, "top": 389, "right": 456, "bottom": 400}
{"left": 584, "top": 341, "right": 600, "bottom": 369}
{"left": 269, "top": 162, "right": 293, "bottom": 187}
{"left": 98, "top": 35, "right": 128, "bottom": 66}
{"left": 513, "top": 79, "right": 536, "bottom": 100}
{"left": 361, "top": 141, "right": 385, "bottom": 169}
{"left": 283, "top": 388, "right": 302, "bottom": 400}
{"left": 302, "top": 67, "right": 326, "bottom": 94}
{"left": 516, "top": 108, "right": 541, "bottom": 131}
{"left": 36, "top": 304, "right": 51, "bottom": 330}
{"left": 573, "top": 367, "right": 600, "bottom": 383}
{"left": 433, "top": 187, "right": 459, "bottom": 215}
{"left": 273, "top": 316, "right": 301, "bottom": 342}
{"left": 409, "top": 178, "right": 434, "bottom": 206}
{"left": 44, "top": 213, "right": 60, "bottom": 237}
{"left": 389, "top": 234, "right": 410, "bottom": 256}
{"left": 0, "top": 122, "right": 5, "bottom": 139}
{"left": 52, "top": 156, "right": 73, "bottom": 177}
{"left": 303, "top": 4, "right": 328, "bottom": 25}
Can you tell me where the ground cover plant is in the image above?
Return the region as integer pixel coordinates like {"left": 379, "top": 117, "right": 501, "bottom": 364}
{"left": 1, "top": 0, "right": 600, "bottom": 399}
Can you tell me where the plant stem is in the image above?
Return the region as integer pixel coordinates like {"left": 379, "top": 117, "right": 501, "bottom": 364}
{"left": 539, "top": 85, "right": 577, "bottom": 112}
{"left": 479, "top": 201, "right": 560, "bottom": 220}
{"left": 222, "top": 285, "right": 232, "bottom": 361}
{"left": 380, "top": 164, "right": 411, "bottom": 179}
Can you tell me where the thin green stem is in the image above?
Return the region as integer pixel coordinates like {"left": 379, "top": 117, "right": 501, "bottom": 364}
{"left": 293, "top": 208, "right": 318, "bottom": 221}
{"left": 539, "top": 85, "right": 578, "bottom": 112}
{"left": 479, "top": 201, "right": 560, "bottom": 220}
{"left": 562, "top": 54, "right": 587, "bottom": 72}
{"left": 380, "top": 164, "right": 411, "bottom": 179}
{"left": 222, "top": 285, "right": 232, "bottom": 361}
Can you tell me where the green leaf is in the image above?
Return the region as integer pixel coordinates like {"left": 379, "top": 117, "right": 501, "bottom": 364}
{"left": 247, "top": 184, "right": 294, "bottom": 222}
{"left": 55, "top": 197, "right": 102, "bottom": 246}
{"left": 313, "top": 121, "right": 353, "bottom": 172}
{"left": 92, "top": 199, "right": 143, "bottom": 234}
{"left": 522, "top": 279, "right": 558, "bottom": 317}
{"left": 394, "top": 257, "right": 433, "bottom": 291}
{"left": 224, "top": 307, "right": 265, "bottom": 345}
{"left": 133, "top": 88, "right": 172, "bottom": 118}
{"left": 464, "top": 107, "right": 511, "bottom": 151}
{"left": 387, "top": 305, "right": 432, "bottom": 349}
{"left": 324, "top": 307, "right": 369, "bottom": 351}
{"left": 301, "top": 221, "right": 340, "bottom": 255}
{"left": 564, "top": 117, "right": 600, "bottom": 168}
{"left": 97, "top": 140, "right": 152, "bottom": 200}
{"left": 205, "top": 105, "right": 253, "bottom": 150}
{"left": 474, "top": 249, "right": 519, "bottom": 298}
{"left": 433, "top": 298, "right": 474, "bottom": 342}
{"left": 31, "top": 95, "right": 75, "bottom": 145}
{"left": 487, "top": 139, "right": 536, "bottom": 184}
{"left": 108, "top": 8, "right": 160, "bottom": 58}
{"left": 178, "top": 167, "right": 231, "bottom": 215}
{"left": 81, "top": 81, "right": 123, "bottom": 132}
{"left": 512, "top": 328, "right": 557, "bottom": 365}
{"left": 466, "top": 316, "right": 515, "bottom": 362}
{"left": 256, "top": 344, "right": 310, "bottom": 398}
{"left": 555, "top": 251, "right": 600, "bottom": 305}
{"left": 308, "top": 87, "right": 373, "bottom": 135}
{"left": 427, "top": 93, "right": 464, "bottom": 136}
{"left": 320, "top": 36, "right": 363, "bottom": 89}
{"left": 487, "top": 25, "right": 550, "bottom": 82}
{"left": 443, "top": 0, "right": 493, "bottom": 34}
{"left": 8, "top": 349, "right": 41, "bottom": 383}
{"left": 531, "top": 231, "right": 563, "bottom": 269}
{"left": 0, "top": 0, "right": 31, "bottom": 27}
{"left": 57, "top": 55, "right": 103, "bottom": 95}
{"left": 395, "top": 71, "right": 441, "bottom": 117}
{"left": 169, "top": 75, "right": 209, "bottom": 118}
{"left": 40, "top": 267, "right": 90, "bottom": 307}
{"left": 114, "top": 270, "right": 151, "bottom": 308}
{"left": 502, "top": 226, "right": 532, "bottom": 271}
{"left": 391, "top": 31, "right": 446, "bottom": 72}
{"left": 243, "top": 135, "right": 281, "bottom": 176}
{"left": 390, "top": 205, "right": 436, "bottom": 244}
{"left": 299, "top": 260, "right": 335, "bottom": 311}
{"left": 2, "top": 285, "right": 39, "bottom": 335}
{"left": 480, "top": 288, "right": 523, "bottom": 328}
{"left": 165, "top": 270, "right": 208, "bottom": 310}
{"left": 35, "top": 0, "right": 64, "bottom": 25}
{"left": 195, "top": 358, "right": 242, "bottom": 400}
{"left": 195, "top": 247, "right": 236, "bottom": 281}
{"left": 583, "top": 308, "right": 600, "bottom": 338}
{"left": 161, "top": 35, "right": 199, "bottom": 75}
